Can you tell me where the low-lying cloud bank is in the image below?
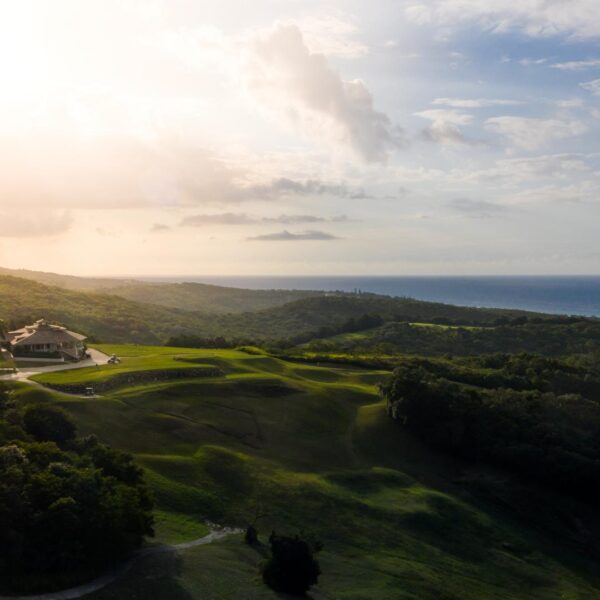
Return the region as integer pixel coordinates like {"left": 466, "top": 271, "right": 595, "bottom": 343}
{"left": 247, "top": 230, "right": 339, "bottom": 241}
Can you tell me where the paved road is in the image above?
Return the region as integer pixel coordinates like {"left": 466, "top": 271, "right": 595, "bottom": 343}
{"left": 0, "top": 348, "right": 110, "bottom": 383}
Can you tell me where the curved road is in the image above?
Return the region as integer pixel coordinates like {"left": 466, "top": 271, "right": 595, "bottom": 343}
{"left": 0, "top": 348, "right": 110, "bottom": 384}
{"left": 0, "top": 528, "right": 242, "bottom": 600}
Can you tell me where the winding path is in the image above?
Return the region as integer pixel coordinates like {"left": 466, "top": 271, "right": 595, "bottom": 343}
{"left": 0, "top": 349, "right": 111, "bottom": 397}
{"left": 0, "top": 528, "right": 242, "bottom": 600}
{"left": 0, "top": 349, "right": 111, "bottom": 383}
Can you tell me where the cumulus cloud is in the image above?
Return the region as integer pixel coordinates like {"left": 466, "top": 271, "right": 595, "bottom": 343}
{"left": 415, "top": 109, "right": 477, "bottom": 144}
{"left": 246, "top": 23, "right": 402, "bottom": 162}
{"left": 247, "top": 229, "right": 339, "bottom": 241}
{"left": 432, "top": 98, "right": 522, "bottom": 108}
{"left": 0, "top": 113, "right": 373, "bottom": 211}
{"left": 484, "top": 117, "right": 588, "bottom": 150}
{"left": 405, "top": 1, "right": 600, "bottom": 40}
{"left": 0, "top": 211, "right": 72, "bottom": 237}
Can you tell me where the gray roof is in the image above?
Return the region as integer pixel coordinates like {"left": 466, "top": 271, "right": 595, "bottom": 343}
{"left": 8, "top": 319, "right": 86, "bottom": 346}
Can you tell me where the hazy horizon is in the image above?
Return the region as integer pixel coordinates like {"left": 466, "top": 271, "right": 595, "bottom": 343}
{"left": 3, "top": 1, "right": 600, "bottom": 276}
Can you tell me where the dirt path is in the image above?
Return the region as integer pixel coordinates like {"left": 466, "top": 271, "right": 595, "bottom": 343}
{"left": 0, "top": 528, "right": 242, "bottom": 600}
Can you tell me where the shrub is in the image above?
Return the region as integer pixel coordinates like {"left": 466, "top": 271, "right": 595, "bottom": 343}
{"left": 23, "top": 405, "right": 76, "bottom": 445}
{"left": 262, "top": 533, "right": 321, "bottom": 596}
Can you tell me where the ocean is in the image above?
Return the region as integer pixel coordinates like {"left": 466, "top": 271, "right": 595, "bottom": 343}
{"left": 136, "top": 275, "right": 600, "bottom": 317}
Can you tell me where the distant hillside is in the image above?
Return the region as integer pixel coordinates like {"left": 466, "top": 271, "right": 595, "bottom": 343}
{"left": 211, "top": 294, "right": 558, "bottom": 342}
{"left": 96, "top": 282, "right": 322, "bottom": 313}
{"left": 0, "top": 267, "right": 321, "bottom": 313}
{"left": 0, "top": 276, "right": 212, "bottom": 344}
{"left": 304, "top": 319, "right": 600, "bottom": 356}
{"left": 0, "top": 273, "right": 594, "bottom": 349}
{"left": 0, "top": 267, "right": 130, "bottom": 291}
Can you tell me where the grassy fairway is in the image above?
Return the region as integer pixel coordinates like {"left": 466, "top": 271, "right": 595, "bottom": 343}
{"left": 14, "top": 345, "right": 600, "bottom": 599}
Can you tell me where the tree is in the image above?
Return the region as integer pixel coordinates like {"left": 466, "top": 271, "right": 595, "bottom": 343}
{"left": 23, "top": 405, "right": 76, "bottom": 445}
{"left": 0, "top": 406, "right": 154, "bottom": 593}
{"left": 262, "top": 532, "right": 321, "bottom": 596}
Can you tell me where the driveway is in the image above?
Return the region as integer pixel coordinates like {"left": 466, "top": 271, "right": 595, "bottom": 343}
{"left": 0, "top": 348, "right": 110, "bottom": 383}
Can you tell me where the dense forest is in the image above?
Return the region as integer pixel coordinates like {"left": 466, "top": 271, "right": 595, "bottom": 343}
{"left": 304, "top": 318, "right": 600, "bottom": 356}
{"left": 380, "top": 354, "right": 600, "bottom": 501}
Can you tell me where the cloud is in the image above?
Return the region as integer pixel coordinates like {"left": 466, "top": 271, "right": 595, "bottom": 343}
{"left": 0, "top": 211, "right": 72, "bottom": 238}
{"left": 242, "top": 177, "right": 372, "bottom": 200}
{"left": 264, "top": 214, "right": 349, "bottom": 224}
{"left": 432, "top": 98, "right": 522, "bottom": 108}
{"left": 0, "top": 126, "right": 246, "bottom": 209}
{"left": 150, "top": 224, "right": 171, "bottom": 232}
{"left": 415, "top": 109, "right": 477, "bottom": 144}
{"left": 247, "top": 230, "right": 339, "bottom": 241}
{"left": 447, "top": 198, "right": 507, "bottom": 218}
{"left": 518, "top": 57, "right": 548, "bottom": 66}
{"left": 405, "top": 1, "right": 600, "bottom": 40}
{"left": 552, "top": 59, "right": 600, "bottom": 71}
{"left": 504, "top": 154, "right": 591, "bottom": 177}
{"left": 580, "top": 79, "right": 600, "bottom": 95}
{"left": 286, "top": 15, "right": 369, "bottom": 58}
{"left": 484, "top": 117, "right": 588, "bottom": 150}
{"left": 246, "top": 23, "right": 402, "bottom": 162}
{"left": 181, "top": 213, "right": 256, "bottom": 226}
{"left": 264, "top": 214, "right": 330, "bottom": 224}
{"left": 556, "top": 98, "right": 585, "bottom": 108}
{"left": 180, "top": 212, "right": 350, "bottom": 226}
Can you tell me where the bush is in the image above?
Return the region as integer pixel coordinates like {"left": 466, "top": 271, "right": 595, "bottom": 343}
{"left": 262, "top": 533, "right": 321, "bottom": 596}
{"left": 23, "top": 405, "right": 76, "bottom": 445}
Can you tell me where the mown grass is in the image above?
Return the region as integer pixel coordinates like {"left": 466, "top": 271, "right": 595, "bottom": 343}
{"left": 13, "top": 344, "right": 600, "bottom": 599}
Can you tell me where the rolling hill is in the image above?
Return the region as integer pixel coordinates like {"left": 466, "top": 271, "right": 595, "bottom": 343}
{"left": 12, "top": 345, "right": 600, "bottom": 598}
{"left": 0, "top": 267, "right": 321, "bottom": 314}
{"left": 0, "top": 274, "right": 578, "bottom": 347}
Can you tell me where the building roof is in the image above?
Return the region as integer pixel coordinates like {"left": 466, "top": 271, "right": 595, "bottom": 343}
{"left": 8, "top": 319, "right": 86, "bottom": 347}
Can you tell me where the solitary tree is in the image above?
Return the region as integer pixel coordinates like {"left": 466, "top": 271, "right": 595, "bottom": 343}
{"left": 262, "top": 532, "right": 322, "bottom": 596}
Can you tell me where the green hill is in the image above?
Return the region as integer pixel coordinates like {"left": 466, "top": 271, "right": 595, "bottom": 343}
{"left": 0, "top": 267, "right": 321, "bottom": 314}
{"left": 16, "top": 345, "right": 600, "bottom": 598}
{"left": 0, "top": 275, "right": 212, "bottom": 344}
{"left": 1, "top": 273, "right": 598, "bottom": 352}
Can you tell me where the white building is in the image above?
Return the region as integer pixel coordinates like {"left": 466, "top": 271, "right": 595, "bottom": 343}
{"left": 8, "top": 319, "right": 87, "bottom": 361}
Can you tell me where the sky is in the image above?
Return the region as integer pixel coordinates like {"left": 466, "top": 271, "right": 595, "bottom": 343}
{"left": 3, "top": 0, "right": 600, "bottom": 276}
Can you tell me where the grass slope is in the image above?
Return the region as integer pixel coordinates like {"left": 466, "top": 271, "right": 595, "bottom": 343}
{"left": 14, "top": 345, "right": 600, "bottom": 599}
